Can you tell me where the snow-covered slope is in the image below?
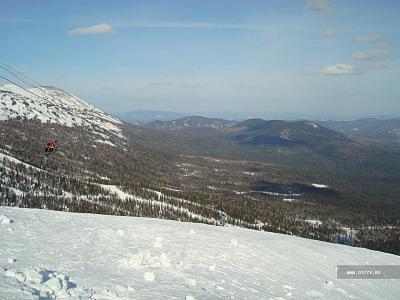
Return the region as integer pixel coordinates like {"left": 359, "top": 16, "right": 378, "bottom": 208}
{"left": 1, "top": 207, "right": 399, "bottom": 299}
{"left": 0, "top": 84, "right": 123, "bottom": 138}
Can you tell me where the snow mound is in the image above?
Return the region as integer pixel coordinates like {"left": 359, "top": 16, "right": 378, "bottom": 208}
{"left": 0, "top": 215, "right": 12, "bottom": 224}
{"left": 7, "top": 258, "right": 16, "bottom": 264}
{"left": 3, "top": 266, "right": 90, "bottom": 299}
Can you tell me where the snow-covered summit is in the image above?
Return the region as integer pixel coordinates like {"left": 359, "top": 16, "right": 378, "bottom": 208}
{"left": 0, "top": 207, "right": 399, "bottom": 299}
{"left": 0, "top": 84, "right": 123, "bottom": 138}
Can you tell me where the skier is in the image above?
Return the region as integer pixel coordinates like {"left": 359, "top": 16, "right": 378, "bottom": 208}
{"left": 219, "top": 211, "right": 226, "bottom": 226}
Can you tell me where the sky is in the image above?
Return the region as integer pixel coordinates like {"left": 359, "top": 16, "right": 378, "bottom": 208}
{"left": 0, "top": 0, "right": 399, "bottom": 119}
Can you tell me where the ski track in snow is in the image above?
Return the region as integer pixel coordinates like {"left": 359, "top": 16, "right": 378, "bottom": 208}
{"left": 1, "top": 207, "right": 400, "bottom": 299}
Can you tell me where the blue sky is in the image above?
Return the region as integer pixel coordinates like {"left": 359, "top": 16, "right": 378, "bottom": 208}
{"left": 0, "top": 0, "right": 399, "bottom": 119}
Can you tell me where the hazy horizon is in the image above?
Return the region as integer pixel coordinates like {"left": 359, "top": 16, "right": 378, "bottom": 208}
{"left": 1, "top": 0, "right": 399, "bottom": 118}
{"left": 113, "top": 108, "right": 400, "bottom": 122}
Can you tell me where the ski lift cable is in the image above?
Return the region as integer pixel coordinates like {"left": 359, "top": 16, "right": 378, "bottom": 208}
{"left": 0, "top": 64, "right": 56, "bottom": 102}
{"left": 0, "top": 74, "right": 49, "bottom": 102}
{"left": 0, "top": 63, "right": 42, "bottom": 89}
{"left": 0, "top": 62, "right": 98, "bottom": 113}
{"left": 0, "top": 62, "right": 44, "bottom": 87}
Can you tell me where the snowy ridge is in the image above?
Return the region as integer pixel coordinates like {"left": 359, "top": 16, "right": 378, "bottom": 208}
{"left": 0, "top": 207, "right": 399, "bottom": 299}
{"left": 0, "top": 84, "right": 123, "bottom": 138}
{"left": 0, "top": 152, "right": 42, "bottom": 172}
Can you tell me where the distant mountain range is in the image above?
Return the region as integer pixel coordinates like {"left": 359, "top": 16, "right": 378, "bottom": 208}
{"left": 147, "top": 116, "right": 238, "bottom": 130}
{"left": 322, "top": 118, "right": 400, "bottom": 143}
{"left": 114, "top": 110, "right": 185, "bottom": 125}
{"left": 145, "top": 114, "right": 400, "bottom": 144}
{"left": 146, "top": 116, "right": 352, "bottom": 150}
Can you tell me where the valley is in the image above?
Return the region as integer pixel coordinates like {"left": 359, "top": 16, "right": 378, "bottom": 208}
{"left": 1, "top": 85, "right": 400, "bottom": 256}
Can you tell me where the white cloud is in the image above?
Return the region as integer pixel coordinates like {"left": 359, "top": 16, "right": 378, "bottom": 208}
{"left": 321, "top": 28, "right": 336, "bottom": 38}
{"left": 68, "top": 23, "right": 114, "bottom": 35}
{"left": 317, "top": 64, "right": 363, "bottom": 75}
{"left": 307, "top": 0, "right": 335, "bottom": 15}
{"left": 352, "top": 45, "right": 390, "bottom": 61}
{"left": 354, "top": 35, "right": 383, "bottom": 43}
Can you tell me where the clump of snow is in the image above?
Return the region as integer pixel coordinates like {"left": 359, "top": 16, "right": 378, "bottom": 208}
{"left": 7, "top": 258, "right": 16, "bottom": 264}
{"left": 230, "top": 239, "right": 239, "bottom": 246}
{"left": 0, "top": 215, "right": 12, "bottom": 224}
{"left": 143, "top": 271, "right": 156, "bottom": 282}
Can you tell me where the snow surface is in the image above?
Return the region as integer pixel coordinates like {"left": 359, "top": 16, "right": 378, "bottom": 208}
{"left": 308, "top": 122, "right": 319, "bottom": 129}
{"left": 1, "top": 207, "right": 400, "bottom": 299}
{"left": 0, "top": 84, "right": 123, "bottom": 138}
{"left": 282, "top": 198, "right": 297, "bottom": 202}
{"left": 312, "top": 184, "right": 329, "bottom": 189}
{"left": 305, "top": 219, "right": 323, "bottom": 227}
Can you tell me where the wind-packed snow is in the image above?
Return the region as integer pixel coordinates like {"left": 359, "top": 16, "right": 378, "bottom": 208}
{"left": 0, "top": 84, "right": 123, "bottom": 138}
{"left": 1, "top": 207, "right": 399, "bottom": 299}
